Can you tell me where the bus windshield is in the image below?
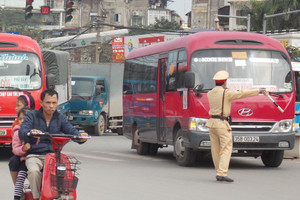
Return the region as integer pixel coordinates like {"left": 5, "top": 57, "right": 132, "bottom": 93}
{"left": 71, "top": 78, "right": 94, "bottom": 100}
{"left": 0, "top": 52, "right": 42, "bottom": 90}
{"left": 191, "top": 49, "right": 292, "bottom": 93}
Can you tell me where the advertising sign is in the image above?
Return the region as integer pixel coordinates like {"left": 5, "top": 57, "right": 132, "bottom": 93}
{"left": 112, "top": 36, "right": 125, "bottom": 63}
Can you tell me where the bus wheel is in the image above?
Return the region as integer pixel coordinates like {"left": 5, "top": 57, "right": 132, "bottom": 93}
{"left": 174, "top": 129, "right": 196, "bottom": 166}
{"left": 261, "top": 150, "right": 284, "bottom": 167}
{"left": 133, "top": 129, "right": 149, "bottom": 155}
{"left": 95, "top": 114, "right": 106, "bottom": 136}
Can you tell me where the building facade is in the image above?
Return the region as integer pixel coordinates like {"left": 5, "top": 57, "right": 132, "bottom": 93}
{"left": 190, "top": 0, "right": 253, "bottom": 31}
{"left": 40, "top": 0, "right": 181, "bottom": 37}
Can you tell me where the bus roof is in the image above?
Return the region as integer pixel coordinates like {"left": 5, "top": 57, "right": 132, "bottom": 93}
{"left": 0, "top": 33, "right": 41, "bottom": 54}
{"left": 126, "top": 31, "right": 288, "bottom": 60}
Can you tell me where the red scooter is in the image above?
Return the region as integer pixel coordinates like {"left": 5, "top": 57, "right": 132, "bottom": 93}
{"left": 24, "top": 132, "right": 89, "bottom": 200}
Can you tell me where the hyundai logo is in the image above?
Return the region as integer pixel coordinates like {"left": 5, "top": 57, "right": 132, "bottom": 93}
{"left": 238, "top": 108, "right": 253, "bottom": 116}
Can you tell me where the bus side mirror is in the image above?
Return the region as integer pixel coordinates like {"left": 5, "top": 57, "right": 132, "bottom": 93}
{"left": 184, "top": 72, "right": 195, "bottom": 88}
{"left": 46, "top": 73, "right": 55, "bottom": 89}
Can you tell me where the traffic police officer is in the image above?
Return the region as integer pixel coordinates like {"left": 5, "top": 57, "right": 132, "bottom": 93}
{"left": 206, "top": 70, "right": 268, "bottom": 182}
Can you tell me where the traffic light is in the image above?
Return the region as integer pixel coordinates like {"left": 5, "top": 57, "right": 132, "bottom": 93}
{"left": 65, "top": 0, "right": 74, "bottom": 23}
{"left": 25, "top": 0, "right": 34, "bottom": 20}
{"left": 41, "top": 6, "right": 50, "bottom": 15}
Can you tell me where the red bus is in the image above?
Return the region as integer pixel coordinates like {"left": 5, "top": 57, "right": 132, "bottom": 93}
{"left": 123, "top": 31, "right": 295, "bottom": 167}
{"left": 0, "top": 33, "right": 71, "bottom": 148}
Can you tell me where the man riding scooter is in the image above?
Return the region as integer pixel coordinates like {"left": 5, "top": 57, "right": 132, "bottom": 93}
{"left": 19, "top": 89, "right": 88, "bottom": 200}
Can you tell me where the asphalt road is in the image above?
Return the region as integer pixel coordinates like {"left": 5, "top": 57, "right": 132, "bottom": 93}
{"left": 1, "top": 133, "right": 300, "bottom": 200}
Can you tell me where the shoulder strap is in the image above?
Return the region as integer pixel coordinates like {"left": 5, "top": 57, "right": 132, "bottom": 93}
{"left": 221, "top": 89, "right": 227, "bottom": 117}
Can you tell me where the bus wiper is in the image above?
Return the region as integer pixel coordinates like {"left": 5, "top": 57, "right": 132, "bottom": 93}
{"left": 0, "top": 86, "right": 31, "bottom": 94}
{"left": 269, "top": 92, "right": 283, "bottom": 98}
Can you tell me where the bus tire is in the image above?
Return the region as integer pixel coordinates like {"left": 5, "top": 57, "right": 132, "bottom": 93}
{"left": 174, "top": 129, "right": 196, "bottom": 166}
{"left": 261, "top": 150, "right": 284, "bottom": 167}
{"left": 133, "top": 129, "right": 149, "bottom": 155}
{"left": 95, "top": 114, "right": 106, "bottom": 136}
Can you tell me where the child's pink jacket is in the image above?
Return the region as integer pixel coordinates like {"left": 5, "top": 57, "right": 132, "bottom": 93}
{"left": 12, "top": 124, "right": 26, "bottom": 161}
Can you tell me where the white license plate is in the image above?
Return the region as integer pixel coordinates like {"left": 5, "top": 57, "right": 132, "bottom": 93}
{"left": 0, "top": 130, "right": 7, "bottom": 136}
{"left": 234, "top": 136, "right": 259, "bottom": 143}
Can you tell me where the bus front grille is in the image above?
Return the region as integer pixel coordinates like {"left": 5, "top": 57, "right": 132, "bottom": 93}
{"left": 0, "top": 117, "right": 15, "bottom": 127}
{"left": 231, "top": 122, "right": 275, "bottom": 132}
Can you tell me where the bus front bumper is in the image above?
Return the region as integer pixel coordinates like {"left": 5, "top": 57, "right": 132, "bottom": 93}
{"left": 185, "top": 130, "right": 295, "bottom": 151}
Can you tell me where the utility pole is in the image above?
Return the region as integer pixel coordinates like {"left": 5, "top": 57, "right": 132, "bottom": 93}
{"left": 263, "top": 9, "right": 300, "bottom": 34}
{"left": 95, "top": 3, "right": 101, "bottom": 64}
{"left": 1, "top": 4, "right": 5, "bottom": 32}
{"left": 95, "top": 2, "right": 107, "bottom": 63}
{"left": 216, "top": 14, "right": 251, "bottom": 32}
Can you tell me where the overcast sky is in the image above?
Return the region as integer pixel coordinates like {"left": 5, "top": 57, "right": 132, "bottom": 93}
{"left": 168, "top": 0, "right": 192, "bottom": 22}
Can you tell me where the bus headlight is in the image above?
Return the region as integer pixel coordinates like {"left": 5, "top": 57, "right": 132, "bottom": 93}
{"left": 189, "top": 117, "right": 209, "bottom": 132}
{"left": 79, "top": 110, "right": 94, "bottom": 116}
{"left": 271, "top": 119, "right": 293, "bottom": 133}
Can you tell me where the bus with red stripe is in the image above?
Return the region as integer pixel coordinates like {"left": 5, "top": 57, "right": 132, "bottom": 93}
{"left": 123, "top": 31, "right": 295, "bottom": 167}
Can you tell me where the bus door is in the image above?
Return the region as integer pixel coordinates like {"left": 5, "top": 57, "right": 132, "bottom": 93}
{"left": 158, "top": 57, "right": 168, "bottom": 142}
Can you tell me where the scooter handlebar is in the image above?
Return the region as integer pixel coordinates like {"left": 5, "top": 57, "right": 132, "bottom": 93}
{"left": 27, "top": 132, "right": 91, "bottom": 140}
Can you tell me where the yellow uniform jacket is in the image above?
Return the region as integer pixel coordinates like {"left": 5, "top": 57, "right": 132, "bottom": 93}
{"left": 206, "top": 86, "right": 259, "bottom": 130}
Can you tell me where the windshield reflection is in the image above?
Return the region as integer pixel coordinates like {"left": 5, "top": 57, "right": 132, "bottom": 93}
{"left": 191, "top": 49, "right": 292, "bottom": 93}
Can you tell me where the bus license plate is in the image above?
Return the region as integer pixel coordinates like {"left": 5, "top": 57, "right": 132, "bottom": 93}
{"left": 234, "top": 136, "right": 259, "bottom": 143}
{"left": 0, "top": 130, "right": 7, "bottom": 136}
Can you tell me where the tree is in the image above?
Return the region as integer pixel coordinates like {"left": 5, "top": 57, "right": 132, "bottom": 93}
{"left": 0, "top": 9, "right": 44, "bottom": 43}
{"left": 240, "top": 0, "right": 300, "bottom": 32}
{"left": 153, "top": 17, "right": 181, "bottom": 30}
{"left": 129, "top": 17, "right": 181, "bottom": 35}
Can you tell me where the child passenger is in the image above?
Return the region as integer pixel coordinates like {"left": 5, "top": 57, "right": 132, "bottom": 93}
{"left": 12, "top": 94, "right": 35, "bottom": 128}
{"left": 12, "top": 108, "right": 31, "bottom": 200}
{"left": 8, "top": 94, "right": 35, "bottom": 200}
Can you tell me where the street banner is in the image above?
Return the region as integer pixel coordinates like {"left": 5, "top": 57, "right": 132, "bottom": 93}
{"left": 112, "top": 36, "right": 125, "bottom": 63}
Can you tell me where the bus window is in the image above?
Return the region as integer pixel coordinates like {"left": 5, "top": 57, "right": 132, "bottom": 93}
{"left": 124, "top": 54, "right": 158, "bottom": 94}
{"left": 166, "top": 50, "right": 178, "bottom": 91}
{"left": 166, "top": 49, "right": 188, "bottom": 90}
{"left": 177, "top": 50, "right": 188, "bottom": 88}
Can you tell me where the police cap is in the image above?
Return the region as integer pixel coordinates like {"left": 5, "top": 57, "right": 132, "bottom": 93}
{"left": 213, "top": 70, "right": 229, "bottom": 83}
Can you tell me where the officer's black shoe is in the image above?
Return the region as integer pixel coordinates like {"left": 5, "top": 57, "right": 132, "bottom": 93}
{"left": 216, "top": 175, "right": 234, "bottom": 182}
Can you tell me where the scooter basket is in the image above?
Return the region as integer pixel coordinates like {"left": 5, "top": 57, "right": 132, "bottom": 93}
{"left": 49, "top": 155, "right": 80, "bottom": 192}
{"left": 50, "top": 174, "right": 79, "bottom": 191}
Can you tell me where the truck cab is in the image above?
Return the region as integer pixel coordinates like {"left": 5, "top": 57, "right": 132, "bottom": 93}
{"left": 69, "top": 76, "right": 108, "bottom": 135}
